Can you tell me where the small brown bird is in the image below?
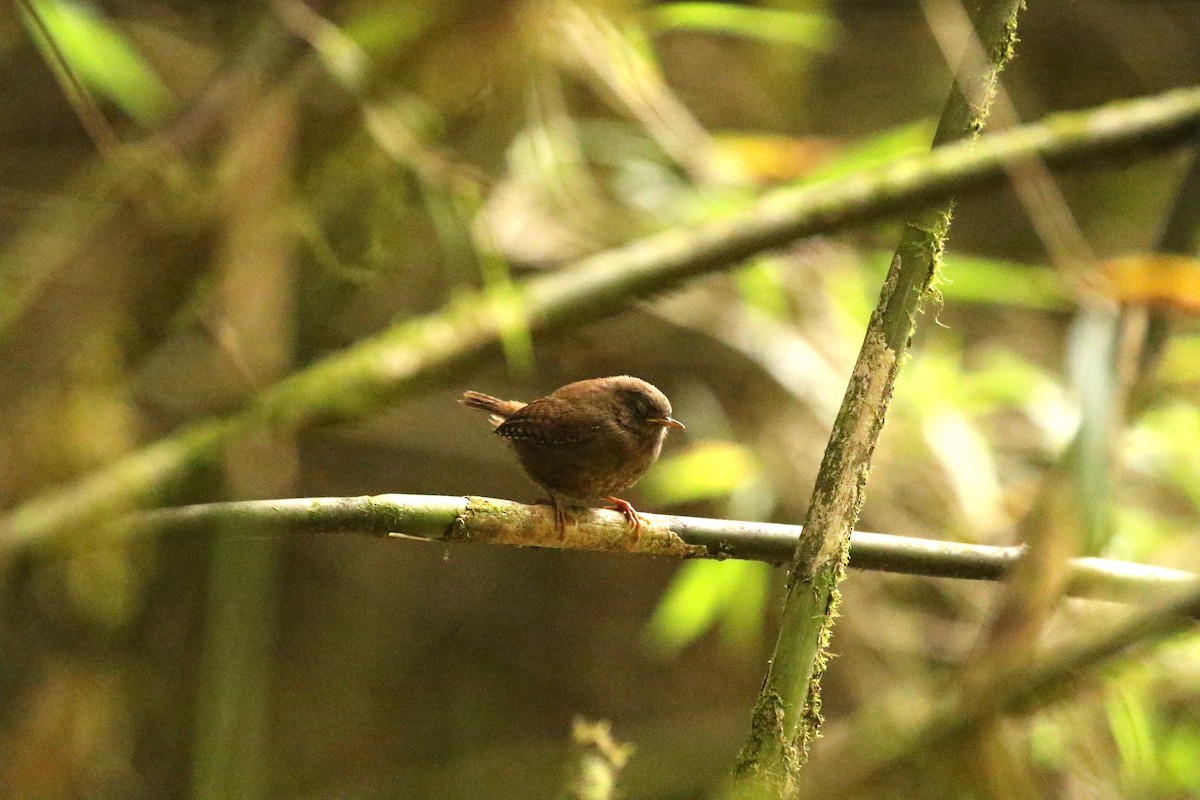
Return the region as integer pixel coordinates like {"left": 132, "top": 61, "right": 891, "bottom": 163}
{"left": 461, "top": 376, "right": 684, "bottom": 538}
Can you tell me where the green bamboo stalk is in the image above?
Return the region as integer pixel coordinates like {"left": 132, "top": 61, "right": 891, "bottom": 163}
{"left": 732, "top": 1, "right": 1026, "bottom": 794}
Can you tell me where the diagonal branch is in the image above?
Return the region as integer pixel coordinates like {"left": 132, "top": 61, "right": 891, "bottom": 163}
{"left": 4, "top": 85, "right": 1200, "bottom": 553}
{"left": 733, "top": 0, "right": 1026, "bottom": 792}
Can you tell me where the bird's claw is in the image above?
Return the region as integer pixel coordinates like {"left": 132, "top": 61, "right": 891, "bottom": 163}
{"left": 553, "top": 503, "right": 572, "bottom": 540}
{"left": 536, "top": 496, "right": 646, "bottom": 541}
{"left": 604, "top": 496, "right": 647, "bottom": 540}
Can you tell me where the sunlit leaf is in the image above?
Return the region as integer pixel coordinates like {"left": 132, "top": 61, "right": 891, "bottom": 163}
{"left": 22, "top": 0, "right": 173, "bottom": 124}
{"left": 1158, "top": 335, "right": 1200, "bottom": 385}
{"left": 939, "top": 253, "right": 1071, "bottom": 311}
{"left": 639, "top": 440, "right": 762, "bottom": 505}
{"left": 1162, "top": 723, "right": 1200, "bottom": 794}
{"left": 1106, "top": 679, "right": 1158, "bottom": 795}
{"left": 714, "top": 560, "right": 770, "bottom": 650}
{"left": 466, "top": 177, "right": 534, "bottom": 373}
{"left": 1106, "top": 507, "right": 1173, "bottom": 565}
{"left": 1128, "top": 402, "right": 1200, "bottom": 512}
{"left": 735, "top": 257, "right": 792, "bottom": 320}
{"left": 643, "top": 559, "right": 770, "bottom": 657}
{"left": 961, "top": 350, "right": 1064, "bottom": 410}
{"left": 641, "top": 437, "right": 773, "bottom": 655}
{"left": 825, "top": 252, "right": 878, "bottom": 340}
{"left": 715, "top": 133, "right": 836, "bottom": 183}
{"left": 644, "top": 561, "right": 731, "bottom": 655}
{"left": 804, "top": 120, "right": 936, "bottom": 184}
{"left": 342, "top": 3, "right": 430, "bottom": 55}
{"left": 1101, "top": 254, "right": 1200, "bottom": 312}
{"left": 481, "top": 265, "right": 534, "bottom": 374}
{"left": 649, "top": 3, "right": 838, "bottom": 50}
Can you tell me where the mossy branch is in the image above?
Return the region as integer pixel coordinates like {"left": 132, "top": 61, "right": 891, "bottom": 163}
{"left": 5, "top": 83, "right": 1200, "bottom": 553}
{"left": 733, "top": 0, "right": 1027, "bottom": 792}
{"left": 121, "top": 494, "right": 1198, "bottom": 606}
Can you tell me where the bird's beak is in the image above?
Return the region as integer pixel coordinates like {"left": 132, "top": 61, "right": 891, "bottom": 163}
{"left": 651, "top": 417, "right": 686, "bottom": 430}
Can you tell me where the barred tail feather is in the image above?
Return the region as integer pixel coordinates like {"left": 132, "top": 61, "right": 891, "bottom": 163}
{"left": 460, "top": 390, "right": 525, "bottom": 426}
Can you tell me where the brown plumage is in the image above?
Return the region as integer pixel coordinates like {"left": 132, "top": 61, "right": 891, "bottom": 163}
{"left": 461, "top": 376, "right": 684, "bottom": 538}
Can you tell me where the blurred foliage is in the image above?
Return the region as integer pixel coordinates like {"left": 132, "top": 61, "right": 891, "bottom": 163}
{"left": 640, "top": 439, "right": 764, "bottom": 506}
{"left": 644, "top": 559, "right": 771, "bottom": 657}
{"left": 936, "top": 252, "right": 1072, "bottom": 311}
{"left": 1101, "top": 254, "right": 1200, "bottom": 312}
{"left": 641, "top": 440, "right": 773, "bottom": 655}
{"left": 1, "top": 0, "right": 1200, "bottom": 799}
{"left": 648, "top": 2, "right": 838, "bottom": 50}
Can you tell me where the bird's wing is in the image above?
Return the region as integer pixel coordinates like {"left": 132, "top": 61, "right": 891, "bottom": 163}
{"left": 494, "top": 397, "right": 607, "bottom": 445}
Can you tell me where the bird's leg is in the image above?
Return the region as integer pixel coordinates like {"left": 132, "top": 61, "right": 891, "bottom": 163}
{"left": 535, "top": 494, "right": 573, "bottom": 539}
{"left": 603, "top": 496, "right": 647, "bottom": 540}
{"left": 553, "top": 496, "right": 571, "bottom": 540}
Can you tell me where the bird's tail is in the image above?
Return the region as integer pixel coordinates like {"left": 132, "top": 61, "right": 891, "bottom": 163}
{"left": 460, "top": 391, "right": 525, "bottom": 426}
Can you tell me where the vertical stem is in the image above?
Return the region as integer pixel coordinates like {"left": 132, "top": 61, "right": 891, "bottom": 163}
{"left": 190, "top": 76, "right": 298, "bottom": 800}
{"left": 732, "top": 1, "right": 1026, "bottom": 794}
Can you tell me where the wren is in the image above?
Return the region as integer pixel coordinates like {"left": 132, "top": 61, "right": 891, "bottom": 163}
{"left": 461, "top": 376, "right": 684, "bottom": 538}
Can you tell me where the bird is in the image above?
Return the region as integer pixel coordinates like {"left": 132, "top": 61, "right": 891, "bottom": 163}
{"left": 460, "top": 376, "right": 684, "bottom": 538}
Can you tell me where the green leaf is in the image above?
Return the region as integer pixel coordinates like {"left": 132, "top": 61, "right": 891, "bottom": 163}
{"left": 639, "top": 440, "right": 762, "bottom": 505}
{"left": 871, "top": 248, "right": 1072, "bottom": 311}
{"left": 1158, "top": 334, "right": 1200, "bottom": 385}
{"left": 805, "top": 121, "right": 937, "bottom": 184}
{"left": 939, "top": 252, "right": 1072, "bottom": 311}
{"left": 735, "top": 257, "right": 793, "bottom": 321}
{"left": 22, "top": 0, "right": 174, "bottom": 125}
{"left": 649, "top": 3, "right": 838, "bottom": 50}
{"left": 1105, "top": 679, "right": 1158, "bottom": 795}
{"left": 1163, "top": 723, "right": 1200, "bottom": 794}
{"left": 643, "top": 560, "right": 771, "bottom": 657}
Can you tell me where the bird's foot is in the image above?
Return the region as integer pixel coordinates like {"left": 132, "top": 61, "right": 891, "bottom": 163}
{"left": 604, "top": 496, "right": 647, "bottom": 540}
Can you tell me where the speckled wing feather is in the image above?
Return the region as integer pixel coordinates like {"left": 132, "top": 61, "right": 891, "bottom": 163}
{"left": 494, "top": 397, "right": 607, "bottom": 446}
